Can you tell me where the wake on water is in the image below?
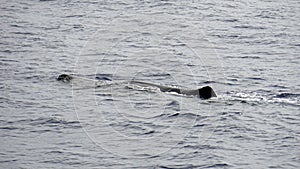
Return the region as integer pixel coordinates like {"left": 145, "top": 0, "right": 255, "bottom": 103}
{"left": 58, "top": 74, "right": 300, "bottom": 107}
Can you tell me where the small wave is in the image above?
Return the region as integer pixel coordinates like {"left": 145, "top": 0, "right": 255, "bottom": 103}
{"left": 203, "top": 80, "right": 217, "bottom": 84}
{"left": 269, "top": 85, "right": 288, "bottom": 89}
{"left": 92, "top": 73, "right": 113, "bottom": 81}
{"left": 149, "top": 112, "right": 173, "bottom": 119}
{"left": 167, "top": 112, "right": 180, "bottom": 118}
{"left": 220, "top": 111, "right": 243, "bottom": 116}
{"left": 180, "top": 112, "right": 201, "bottom": 119}
{"left": 223, "top": 19, "right": 239, "bottom": 22}
{"left": 0, "top": 59, "right": 19, "bottom": 62}
{"left": 234, "top": 25, "right": 266, "bottom": 30}
{"left": 149, "top": 73, "right": 171, "bottom": 77}
{"left": 10, "top": 24, "right": 25, "bottom": 28}
{"left": 0, "top": 50, "right": 13, "bottom": 53}
{"left": 96, "top": 94, "right": 113, "bottom": 97}
{"left": 165, "top": 100, "right": 180, "bottom": 111}
{"left": 240, "top": 56, "right": 261, "bottom": 59}
{"left": 29, "top": 117, "right": 81, "bottom": 129}
{"left": 166, "top": 100, "right": 179, "bottom": 106}
{"left": 64, "top": 15, "right": 85, "bottom": 18}
{"left": 170, "top": 43, "right": 186, "bottom": 47}
{"left": 165, "top": 112, "right": 200, "bottom": 119}
{"left": 109, "top": 122, "right": 156, "bottom": 137}
{"left": 246, "top": 77, "right": 265, "bottom": 81}
{"left": 24, "top": 75, "right": 41, "bottom": 80}
{"left": 144, "top": 130, "right": 155, "bottom": 135}
{"left": 95, "top": 76, "right": 112, "bottom": 81}
{"left": 12, "top": 31, "right": 36, "bottom": 35}
{"left": 158, "top": 164, "right": 201, "bottom": 169}
{"left": 205, "top": 163, "right": 230, "bottom": 168}
{"left": 0, "top": 126, "right": 19, "bottom": 130}
{"left": 147, "top": 112, "right": 200, "bottom": 120}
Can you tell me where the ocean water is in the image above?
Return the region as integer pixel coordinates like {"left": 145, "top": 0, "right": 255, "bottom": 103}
{"left": 1, "top": 0, "right": 299, "bottom": 168}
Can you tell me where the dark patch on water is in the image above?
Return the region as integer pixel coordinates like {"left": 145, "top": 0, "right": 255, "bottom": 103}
{"left": 233, "top": 25, "right": 266, "bottom": 30}
{"left": 29, "top": 117, "right": 81, "bottom": 129}
{"left": 0, "top": 126, "right": 19, "bottom": 130}
{"left": 95, "top": 76, "right": 112, "bottom": 81}
{"left": 275, "top": 93, "right": 300, "bottom": 99}
{"left": 93, "top": 73, "right": 113, "bottom": 81}
{"left": 222, "top": 19, "right": 239, "bottom": 22}
{"left": 205, "top": 163, "right": 230, "bottom": 168}
{"left": 165, "top": 100, "right": 180, "bottom": 111}
{"left": 203, "top": 80, "right": 216, "bottom": 84}
{"left": 240, "top": 56, "right": 261, "bottom": 59}
{"left": 246, "top": 77, "right": 265, "bottom": 81}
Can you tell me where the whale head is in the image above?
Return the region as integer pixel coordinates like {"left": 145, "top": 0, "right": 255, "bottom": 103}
{"left": 198, "top": 86, "right": 217, "bottom": 99}
{"left": 57, "top": 74, "right": 72, "bottom": 82}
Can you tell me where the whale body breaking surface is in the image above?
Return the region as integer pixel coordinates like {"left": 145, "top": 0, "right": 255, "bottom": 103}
{"left": 57, "top": 74, "right": 217, "bottom": 99}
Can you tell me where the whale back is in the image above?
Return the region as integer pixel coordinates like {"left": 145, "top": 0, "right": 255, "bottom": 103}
{"left": 198, "top": 86, "right": 217, "bottom": 99}
{"left": 57, "top": 75, "right": 217, "bottom": 99}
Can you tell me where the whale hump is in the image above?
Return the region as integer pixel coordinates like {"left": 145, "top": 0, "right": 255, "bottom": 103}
{"left": 198, "top": 86, "right": 217, "bottom": 99}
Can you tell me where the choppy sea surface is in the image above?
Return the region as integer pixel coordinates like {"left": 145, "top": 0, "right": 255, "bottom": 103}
{"left": 1, "top": 0, "right": 299, "bottom": 168}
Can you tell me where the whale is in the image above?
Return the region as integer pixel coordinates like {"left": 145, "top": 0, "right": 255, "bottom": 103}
{"left": 129, "top": 80, "right": 216, "bottom": 99}
{"left": 57, "top": 74, "right": 73, "bottom": 82}
{"left": 57, "top": 74, "right": 217, "bottom": 99}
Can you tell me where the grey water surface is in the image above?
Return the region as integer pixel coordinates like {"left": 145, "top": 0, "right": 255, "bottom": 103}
{"left": 1, "top": 0, "right": 299, "bottom": 168}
